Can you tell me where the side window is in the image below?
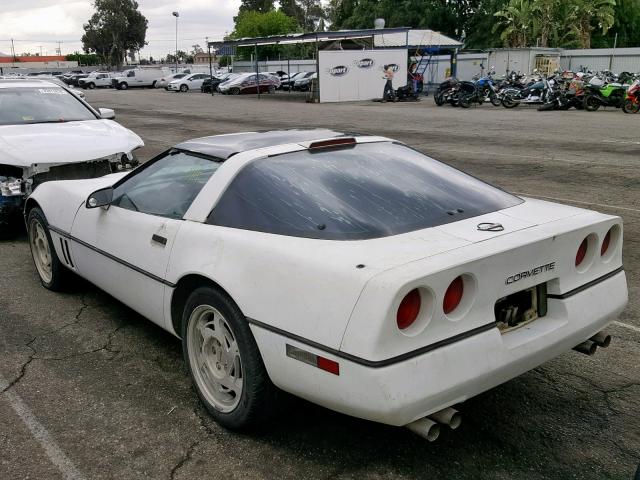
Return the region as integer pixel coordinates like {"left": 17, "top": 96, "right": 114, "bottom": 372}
{"left": 112, "top": 151, "right": 221, "bottom": 219}
{"left": 127, "top": 70, "right": 135, "bottom": 77}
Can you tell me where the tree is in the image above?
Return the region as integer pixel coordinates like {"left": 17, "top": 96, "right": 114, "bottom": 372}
{"left": 593, "top": 0, "right": 640, "bottom": 47}
{"left": 235, "top": 0, "right": 275, "bottom": 22}
{"left": 494, "top": 0, "right": 536, "bottom": 47}
{"left": 231, "top": 10, "right": 299, "bottom": 59}
{"left": 569, "top": 0, "right": 616, "bottom": 48}
{"left": 81, "top": 0, "right": 147, "bottom": 67}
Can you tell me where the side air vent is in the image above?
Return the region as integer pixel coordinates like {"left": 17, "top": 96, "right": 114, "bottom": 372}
{"left": 58, "top": 238, "right": 75, "bottom": 268}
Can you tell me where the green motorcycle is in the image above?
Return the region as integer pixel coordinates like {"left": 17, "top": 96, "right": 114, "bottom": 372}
{"left": 583, "top": 82, "right": 627, "bottom": 111}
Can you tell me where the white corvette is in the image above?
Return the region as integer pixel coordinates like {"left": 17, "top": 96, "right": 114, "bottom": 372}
{"left": 26, "top": 130, "right": 627, "bottom": 439}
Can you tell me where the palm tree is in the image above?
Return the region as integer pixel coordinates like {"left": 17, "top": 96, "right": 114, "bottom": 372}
{"left": 569, "top": 0, "right": 616, "bottom": 48}
{"left": 494, "top": 0, "right": 536, "bottom": 47}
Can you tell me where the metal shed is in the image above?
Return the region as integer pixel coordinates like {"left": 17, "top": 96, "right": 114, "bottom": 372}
{"left": 560, "top": 48, "right": 640, "bottom": 73}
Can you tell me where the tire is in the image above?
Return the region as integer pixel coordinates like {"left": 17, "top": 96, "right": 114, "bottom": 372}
{"left": 459, "top": 94, "right": 472, "bottom": 108}
{"left": 119, "top": 82, "right": 128, "bottom": 90}
{"left": 489, "top": 93, "right": 501, "bottom": 107}
{"left": 501, "top": 94, "right": 519, "bottom": 108}
{"left": 434, "top": 91, "right": 444, "bottom": 106}
{"left": 88, "top": 82, "right": 96, "bottom": 89}
{"left": 151, "top": 81, "right": 157, "bottom": 89}
{"left": 230, "top": 87, "right": 241, "bottom": 95}
{"left": 181, "top": 286, "right": 278, "bottom": 430}
{"left": 583, "top": 95, "right": 601, "bottom": 112}
{"left": 268, "top": 85, "right": 276, "bottom": 94}
{"left": 27, "top": 207, "right": 71, "bottom": 291}
{"left": 622, "top": 99, "right": 640, "bottom": 114}
{"left": 179, "top": 84, "right": 188, "bottom": 92}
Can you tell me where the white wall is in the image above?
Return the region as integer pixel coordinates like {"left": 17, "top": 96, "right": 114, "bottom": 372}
{"left": 233, "top": 59, "right": 317, "bottom": 74}
{"left": 318, "top": 49, "right": 407, "bottom": 103}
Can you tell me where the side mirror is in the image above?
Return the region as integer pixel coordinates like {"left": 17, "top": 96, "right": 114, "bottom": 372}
{"left": 86, "top": 187, "right": 113, "bottom": 209}
{"left": 98, "top": 108, "right": 115, "bottom": 120}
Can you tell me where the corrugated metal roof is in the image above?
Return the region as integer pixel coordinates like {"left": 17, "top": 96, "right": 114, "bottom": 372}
{"left": 374, "top": 30, "right": 462, "bottom": 48}
{"left": 562, "top": 47, "right": 640, "bottom": 56}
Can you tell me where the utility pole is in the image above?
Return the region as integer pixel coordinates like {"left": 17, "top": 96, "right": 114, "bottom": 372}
{"left": 172, "top": 11, "right": 179, "bottom": 73}
{"left": 38, "top": 45, "right": 43, "bottom": 56}
{"left": 56, "top": 41, "right": 62, "bottom": 56}
{"left": 10, "top": 38, "right": 16, "bottom": 63}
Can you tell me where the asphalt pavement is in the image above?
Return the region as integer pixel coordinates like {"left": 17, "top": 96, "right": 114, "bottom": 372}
{"left": 1, "top": 88, "right": 638, "bottom": 479}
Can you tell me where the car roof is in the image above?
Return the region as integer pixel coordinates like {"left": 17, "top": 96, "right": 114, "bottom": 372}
{"left": 175, "top": 129, "right": 359, "bottom": 160}
{"left": 0, "top": 78, "right": 62, "bottom": 89}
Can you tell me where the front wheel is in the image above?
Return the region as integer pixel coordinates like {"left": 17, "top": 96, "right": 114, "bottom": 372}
{"left": 434, "top": 91, "right": 445, "bottom": 106}
{"left": 182, "top": 286, "right": 278, "bottom": 430}
{"left": 27, "top": 207, "right": 71, "bottom": 291}
{"left": 459, "top": 94, "right": 472, "bottom": 108}
{"left": 489, "top": 92, "right": 501, "bottom": 106}
{"left": 230, "top": 87, "right": 241, "bottom": 95}
{"left": 179, "top": 84, "right": 189, "bottom": 92}
{"left": 118, "top": 82, "right": 128, "bottom": 90}
{"left": 583, "top": 95, "right": 601, "bottom": 111}
{"left": 88, "top": 82, "right": 96, "bottom": 89}
{"left": 622, "top": 99, "right": 640, "bottom": 114}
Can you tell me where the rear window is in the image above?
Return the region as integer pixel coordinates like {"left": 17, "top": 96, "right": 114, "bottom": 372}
{"left": 207, "top": 142, "right": 522, "bottom": 240}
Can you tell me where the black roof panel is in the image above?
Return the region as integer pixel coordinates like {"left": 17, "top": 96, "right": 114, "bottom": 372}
{"left": 175, "top": 129, "right": 357, "bottom": 159}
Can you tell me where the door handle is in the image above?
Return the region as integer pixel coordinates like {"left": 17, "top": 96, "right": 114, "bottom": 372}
{"left": 151, "top": 234, "right": 167, "bottom": 246}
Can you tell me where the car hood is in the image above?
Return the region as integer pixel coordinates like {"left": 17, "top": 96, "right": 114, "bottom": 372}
{"left": 0, "top": 119, "right": 143, "bottom": 168}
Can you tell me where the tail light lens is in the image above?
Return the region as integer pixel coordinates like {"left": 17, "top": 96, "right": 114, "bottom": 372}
{"left": 443, "top": 276, "right": 464, "bottom": 315}
{"left": 575, "top": 238, "right": 588, "bottom": 266}
{"left": 601, "top": 229, "right": 612, "bottom": 256}
{"left": 397, "top": 289, "right": 421, "bottom": 330}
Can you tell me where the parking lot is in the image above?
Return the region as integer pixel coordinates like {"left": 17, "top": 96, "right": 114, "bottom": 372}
{"left": 1, "top": 88, "right": 639, "bottom": 479}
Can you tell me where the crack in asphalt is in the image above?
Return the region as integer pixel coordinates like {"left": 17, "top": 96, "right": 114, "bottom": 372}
{"left": 169, "top": 439, "right": 202, "bottom": 480}
{"left": 1, "top": 296, "right": 126, "bottom": 393}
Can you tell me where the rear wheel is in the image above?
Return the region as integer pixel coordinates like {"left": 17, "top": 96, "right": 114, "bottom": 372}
{"left": 622, "top": 99, "right": 640, "bottom": 114}
{"left": 501, "top": 94, "right": 519, "bottom": 108}
{"left": 268, "top": 85, "right": 276, "bottom": 94}
{"left": 151, "top": 81, "right": 157, "bottom": 89}
{"left": 182, "top": 286, "right": 278, "bottom": 430}
{"left": 583, "top": 95, "right": 601, "bottom": 111}
{"left": 27, "top": 207, "right": 71, "bottom": 291}
{"left": 489, "top": 92, "right": 501, "bottom": 106}
{"left": 434, "top": 91, "right": 445, "bottom": 106}
{"left": 459, "top": 94, "right": 472, "bottom": 108}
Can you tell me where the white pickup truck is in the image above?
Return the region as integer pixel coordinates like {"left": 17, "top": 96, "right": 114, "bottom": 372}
{"left": 78, "top": 72, "right": 112, "bottom": 89}
{"left": 112, "top": 68, "right": 170, "bottom": 90}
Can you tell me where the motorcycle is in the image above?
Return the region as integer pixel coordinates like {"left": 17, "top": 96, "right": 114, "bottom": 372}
{"left": 622, "top": 79, "right": 640, "bottom": 114}
{"left": 583, "top": 81, "right": 626, "bottom": 111}
{"left": 501, "top": 74, "right": 556, "bottom": 108}
{"left": 434, "top": 77, "right": 459, "bottom": 106}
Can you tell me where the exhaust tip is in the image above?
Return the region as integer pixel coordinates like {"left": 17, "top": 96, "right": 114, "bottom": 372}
{"left": 429, "top": 406, "right": 462, "bottom": 430}
{"left": 573, "top": 340, "right": 597, "bottom": 356}
{"left": 590, "top": 331, "right": 611, "bottom": 348}
{"left": 406, "top": 417, "right": 441, "bottom": 442}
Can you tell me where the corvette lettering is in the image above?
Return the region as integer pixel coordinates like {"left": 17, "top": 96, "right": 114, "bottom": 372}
{"left": 505, "top": 262, "right": 555, "bottom": 285}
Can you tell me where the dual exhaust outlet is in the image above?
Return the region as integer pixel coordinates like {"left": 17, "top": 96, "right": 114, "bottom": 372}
{"left": 406, "top": 406, "right": 461, "bottom": 442}
{"left": 573, "top": 330, "right": 611, "bottom": 356}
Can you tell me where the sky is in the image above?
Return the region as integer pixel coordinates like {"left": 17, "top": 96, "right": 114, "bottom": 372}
{"left": 0, "top": 0, "right": 242, "bottom": 59}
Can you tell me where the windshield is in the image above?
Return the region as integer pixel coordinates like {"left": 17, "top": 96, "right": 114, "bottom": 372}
{"left": 0, "top": 87, "right": 96, "bottom": 125}
{"left": 208, "top": 142, "right": 523, "bottom": 240}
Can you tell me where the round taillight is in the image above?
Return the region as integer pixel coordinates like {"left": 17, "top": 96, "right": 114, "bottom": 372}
{"left": 601, "top": 229, "right": 611, "bottom": 256}
{"left": 575, "top": 238, "right": 588, "bottom": 266}
{"left": 443, "top": 276, "right": 464, "bottom": 315}
{"left": 397, "top": 289, "right": 421, "bottom": 330}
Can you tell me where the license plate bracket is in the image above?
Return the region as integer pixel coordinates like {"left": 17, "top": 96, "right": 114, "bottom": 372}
{"left": 495, "top": 283, "right": 548, "bottom": 333}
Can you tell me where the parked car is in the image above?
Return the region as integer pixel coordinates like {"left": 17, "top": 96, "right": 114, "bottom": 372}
{"left": 69, "top": 73, "right": 89, "bottom": 87}
{"left": 112, "top": 68, "right": 169, "bottom": 90}
{"left": 201, "top": 73, "right": 238, "bottom": 93}
{"left": 155, "top": 72, "right": 188, "bottom": 89}
{"left": 218, "top": 73, "right": 280, "bottom": 95}
{"left": 167, "top": 73, "right": 211, "bottom": 93}
{"left": 26, "top": 129, "right": 626, "bottom": 441}
{"left": 293, "top": 72, "right": 317, "bottom": 91}
{"left": 0, "top": 78, "right": 143, "bottom": 234}
{"left": 279, "top": 71, "right": 306, "bottom": 91}
{"left": 78, "top": 72, "right": 113, "bottom": 89}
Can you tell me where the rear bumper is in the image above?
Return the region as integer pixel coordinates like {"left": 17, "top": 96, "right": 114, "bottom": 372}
{"left": 252, "top": 270, "right": 627, "bottom": 426}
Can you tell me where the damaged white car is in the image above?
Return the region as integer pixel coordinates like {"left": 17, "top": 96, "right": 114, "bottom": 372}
{"left": 0, "top": 79, "right": 143, "bottom": 234}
